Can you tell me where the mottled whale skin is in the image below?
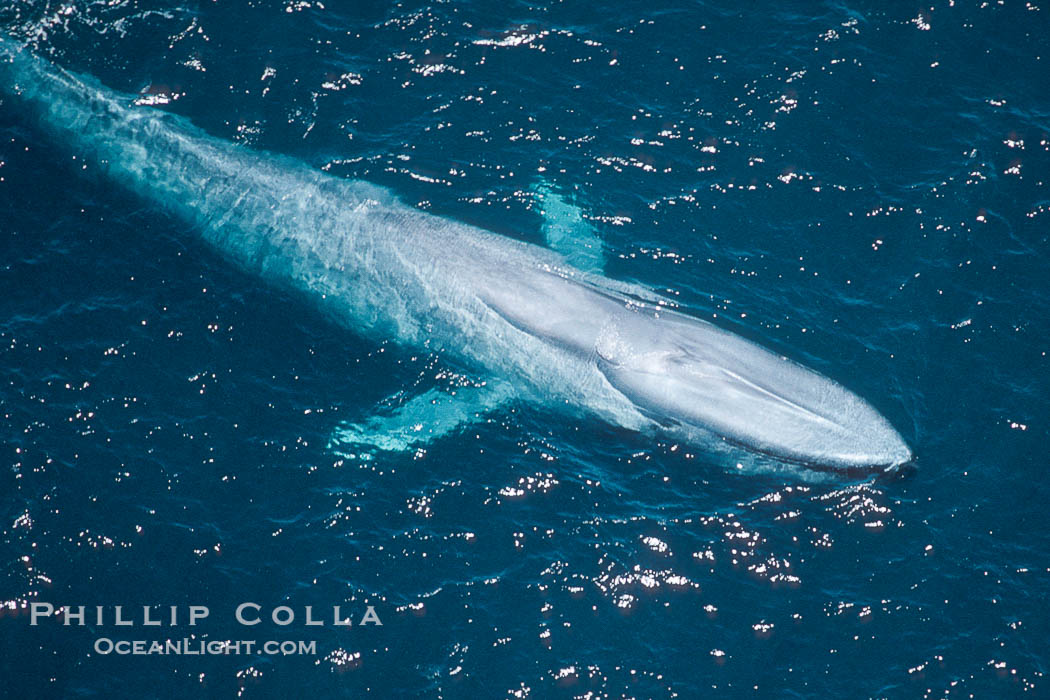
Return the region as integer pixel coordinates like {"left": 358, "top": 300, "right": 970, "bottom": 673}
{"left": 0, "top": 37, "right": 912, "bottom": 471}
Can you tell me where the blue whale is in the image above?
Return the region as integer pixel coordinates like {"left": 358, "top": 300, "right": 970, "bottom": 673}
{"left": 0, "top": 36, "right": 912, "bottom": 472}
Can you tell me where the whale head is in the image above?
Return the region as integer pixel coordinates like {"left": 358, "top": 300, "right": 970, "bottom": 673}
{"left": 595, "top": 308, "right": 912, "bottom": 471}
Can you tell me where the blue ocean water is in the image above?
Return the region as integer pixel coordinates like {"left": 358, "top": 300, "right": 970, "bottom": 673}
{"left": 1, "top": 0, "right": 1048, "bottom": 696}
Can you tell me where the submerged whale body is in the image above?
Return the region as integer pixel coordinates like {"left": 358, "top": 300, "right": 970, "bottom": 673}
{"left": 0, "top": 36, "right": 912, "bottom": 472}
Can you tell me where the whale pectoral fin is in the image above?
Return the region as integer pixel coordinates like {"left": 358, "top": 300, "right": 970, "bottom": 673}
{"left": 537, "top": 184, "right": 605, "bottom": 275}
{"left": 327, "top": 382, "right": 512, "bottom": 455}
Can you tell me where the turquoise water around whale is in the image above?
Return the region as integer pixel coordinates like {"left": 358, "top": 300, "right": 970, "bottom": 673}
{"left": 1, "top": 0, "right": 1048, "bottom": 697}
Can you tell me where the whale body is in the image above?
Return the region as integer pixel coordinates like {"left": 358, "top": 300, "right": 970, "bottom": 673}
{"left": 0, "top": 36, "right": 912, "bottom": 471}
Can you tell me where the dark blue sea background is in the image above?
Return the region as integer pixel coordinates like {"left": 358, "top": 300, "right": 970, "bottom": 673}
{"left": 2, "top": 0, "right": 1048, "bottom": 697}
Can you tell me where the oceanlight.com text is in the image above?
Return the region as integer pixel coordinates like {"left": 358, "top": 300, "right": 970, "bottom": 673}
{"left": 93, "top": 638, "right": 317, "bottom": 656}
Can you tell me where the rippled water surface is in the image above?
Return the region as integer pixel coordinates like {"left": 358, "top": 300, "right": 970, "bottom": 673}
{"left": 2, "top": 0, "right": 1048, "bottom": 697}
